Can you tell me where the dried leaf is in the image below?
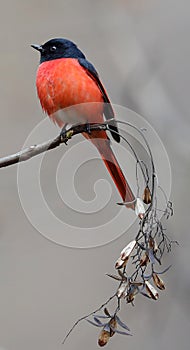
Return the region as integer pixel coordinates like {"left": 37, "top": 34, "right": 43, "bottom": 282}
{"left": 148, "top": 249, "right": 156, "bottom": 264}
{"left": 154, "top": 264, "right": 172, "bottom": 275}
{"left": 145, "top": 281, "right": 159, "bottom": 300}
{"left": 152, "top": 273, "right": 165, "bottom": 290}
{"left": 116, "top": 316, "right": 130, "bottom": 331}
{"left": 86, "top": 319, "right": 104, "bottom": 327}
{"left": 143, "top": 186, "right": 152, "bottom": 204}
{"left": 106, "top": 273, "right": 122, "bottom": 281}
{"left": 120, "top": 240, "right": 136, "bottom": 261}
{"left": 94, "top": 315, "right": 109, "bottom": 319}
{"left": 114, "top": 329, "right": 132, "bottom": 336}
{"left": 94, "top": 317, "right": 104, "bottom": 325}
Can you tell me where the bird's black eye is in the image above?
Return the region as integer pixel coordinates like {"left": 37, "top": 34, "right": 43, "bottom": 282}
{"left": 50, "top": 46, "right": 57, "bottom": 52}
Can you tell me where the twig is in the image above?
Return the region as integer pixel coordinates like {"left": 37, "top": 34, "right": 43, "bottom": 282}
{"left": 61, "top": 119, "right": 176, "bottom": 346}
{"left": 0, "top": 122, "right": 108, "bottom": 168}
{"left": 0, "top": 118, "right": 175, "bottom": 347}
{"left": 62, "top": 293, "right": 117, "bottom": 345}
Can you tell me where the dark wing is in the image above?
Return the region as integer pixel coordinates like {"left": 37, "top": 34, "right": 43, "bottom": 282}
{"left": 78, "top": 58, "right": 120, "bottom": 143}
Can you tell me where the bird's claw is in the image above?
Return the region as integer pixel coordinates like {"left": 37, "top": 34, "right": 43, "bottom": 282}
{"left": 85, "top": 122, "right": 91, "bottom": 135}
{"left": 60, "top": 124, "right": 69, "bottom": 144}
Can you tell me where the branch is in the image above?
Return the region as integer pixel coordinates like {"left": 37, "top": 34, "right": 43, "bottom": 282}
{"left": 0, "top": 118, "right": 175, "bottom": 347}
{"left": 0, "top": 123, "right": 108, "bottom": 168}
{"left": 60, "top": 120, "right": 176, "bottom": 347}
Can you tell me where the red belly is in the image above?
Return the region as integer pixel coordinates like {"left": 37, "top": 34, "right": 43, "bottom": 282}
{"left": 36, "top": 58, "right": 104, "bottom": 126}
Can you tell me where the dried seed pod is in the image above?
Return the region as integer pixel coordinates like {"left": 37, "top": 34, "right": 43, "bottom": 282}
{"left": 140, "top": 252, "right": 150, "bottom": 266}
{"left": 120, "top": 240, "right": 136, "bottom": 261}
{"left": 143, "top": 186, "right": 151, "bottom": 204}
{"left": 126, "top": 286, "right": 139, "bottom": 303}
{"left": 139, "top": 213, "right": 144, "bottom": 220}
{"left": 135, "top": 198, "right": 145, "bottom": 219}
{"left": 152, "top": 273, "right": 165, "bottom": 290}
{"left": 145, "top": 281, "right": 159, "bottom": 300}
{"left": 126, "top": 293, "right": 135, "bottom": 303}
{"left": 130, "top": 281, "right": 143, "bottom": 287}
{"left": 149, "top": 237, "right": 158, "bottom": 253}
{"left": 115, "top": 257, "right": 125, "bottom": 269}
{"left": 154, "top": 240, "right": 158, "bottom": 253}
{"left": 109, "top": 318, "right": 117, "bottom": 337}
{"left": 118, "top": 269, "right": 127, "bottom": 280}
{"left": 117, "top": 282, "right": 128, "bottom": 298}
{"left": 98, "top": 329, "right": 110, "bottom": 347}
{"left": 104, "top": 308, "right": 110, "bottom": 317}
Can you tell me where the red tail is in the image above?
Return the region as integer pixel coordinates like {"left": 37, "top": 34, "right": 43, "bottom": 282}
{"left": 86, "top": 131, "right": 135, "bottom": 210}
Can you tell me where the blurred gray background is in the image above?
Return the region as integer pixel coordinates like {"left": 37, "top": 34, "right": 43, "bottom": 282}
{"left": 0, "top": 0, "right": 189, "bottom": 349}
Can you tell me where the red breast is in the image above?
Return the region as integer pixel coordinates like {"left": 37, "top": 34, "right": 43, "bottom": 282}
{"left": 36, "top": 58, "right": 105, "bottom": 126}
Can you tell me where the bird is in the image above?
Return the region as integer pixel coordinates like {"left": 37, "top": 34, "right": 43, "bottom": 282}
{"left": 31, "top": 38, "right": 135, "bottom": 209}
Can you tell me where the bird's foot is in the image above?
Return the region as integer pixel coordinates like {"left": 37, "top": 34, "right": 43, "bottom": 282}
{"left": 85, "top": 122, "right": 91, "bottom": 135}
{"left": 60, "top": 123, "right": 69, "bottom": 144}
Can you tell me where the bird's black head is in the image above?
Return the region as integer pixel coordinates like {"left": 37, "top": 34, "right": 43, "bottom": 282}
{"left": 31, "top": 38, "right": 85, "bottom": 63}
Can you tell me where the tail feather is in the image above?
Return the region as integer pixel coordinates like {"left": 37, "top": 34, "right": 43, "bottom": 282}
{"left": 86, "top": 132, "right": 135, "bottom": 210}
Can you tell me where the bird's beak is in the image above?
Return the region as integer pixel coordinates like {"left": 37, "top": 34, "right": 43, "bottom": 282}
{"left": 31, "top": 44, "right": 44, "bottom": 53}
